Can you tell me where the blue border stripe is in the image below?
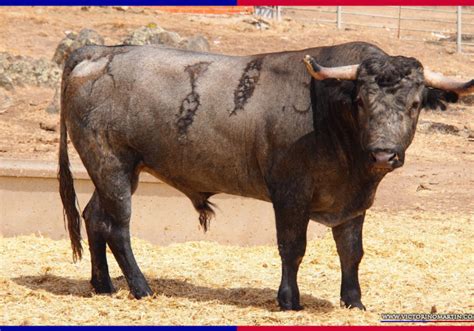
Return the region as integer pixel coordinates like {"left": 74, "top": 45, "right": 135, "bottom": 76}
{"left": 0, "top": 0, "right": 237, "bottom": 5}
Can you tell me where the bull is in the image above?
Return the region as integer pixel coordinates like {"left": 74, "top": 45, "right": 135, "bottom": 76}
{"left": 58, "top": 41, "right": 473, "bottom": 310}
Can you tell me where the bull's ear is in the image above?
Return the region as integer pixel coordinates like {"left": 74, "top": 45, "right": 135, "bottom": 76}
{"left": 422, "top": 87, "right": 459, "bottom": 111}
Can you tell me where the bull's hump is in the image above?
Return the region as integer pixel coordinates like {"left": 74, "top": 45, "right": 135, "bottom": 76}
{"left": 71, "top": 57, "right": 108, "bottom": 78}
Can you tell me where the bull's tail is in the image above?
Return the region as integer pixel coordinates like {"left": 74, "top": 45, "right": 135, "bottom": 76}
{"left": 58, "top": 51, "right": 84, "bottom": 262}
{"left": 58, "top": 112, "right": 82, "bottom": 262}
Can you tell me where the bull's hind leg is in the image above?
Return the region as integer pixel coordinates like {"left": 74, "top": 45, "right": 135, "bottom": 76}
{"left": 79, "top": 146, "right": 152, "bottom": 299}
{"left": 96, "top": 168, "right": 152, "bottom": 299}
{"left": 83, "top": 191, "right": 114, "bottom": 294}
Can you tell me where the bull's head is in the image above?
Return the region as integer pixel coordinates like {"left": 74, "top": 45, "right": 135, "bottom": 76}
{"left": 304, "top": 54, "right": 473, "bottom": 172}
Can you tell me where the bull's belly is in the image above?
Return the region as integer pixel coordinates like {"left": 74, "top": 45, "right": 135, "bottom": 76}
{"left": 310, "top": 210, "right": 366, "bottom": 228}
{"left": 144, "top": 158, "right": 373, "bottom": 227}
{"left": 142, "top": 160, "right": 271, "bottom": 202}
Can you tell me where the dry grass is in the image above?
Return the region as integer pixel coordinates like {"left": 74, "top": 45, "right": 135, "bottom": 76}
{"left": 1, "top": 209, "right": 472, "bottom": 325}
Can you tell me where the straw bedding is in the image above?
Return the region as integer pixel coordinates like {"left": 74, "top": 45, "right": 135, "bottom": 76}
{"left": 1, "top": 209, "right": 472, "bottom": 325}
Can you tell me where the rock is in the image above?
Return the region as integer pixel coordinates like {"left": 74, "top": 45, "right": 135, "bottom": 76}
{"left": 51, "top": 37, "right": 76, "bottom": 66}
{"left": 123, "top": 26, "right": 210, "bottom": 52}
{"left": 180, "top": 35, "right": 210, "bottom": 52}
{"left": 39, "top": 121, "right": 58, "bottom": 132}
{"left": 77, "top": 28, "right": 105, "bottom": 46}
{"left": 150, "top": 31, "right": 182, "bottom": 47}
{"left": 8, "top": 57, "right": 34, "bottom": 86}
{"left": 34, "top": 58, "right": 61, "bottom": 87}
{"left": 0, "top": 73, "right": 14, "bottom": 91}
{"left": 52, "top": 28, "right": 104, "bottom": 66}
{"left": 122, "top": 26, "right": 165, "bottom": 46}
{"left": 0, "top": 52, "right": 61, "bottom": 89}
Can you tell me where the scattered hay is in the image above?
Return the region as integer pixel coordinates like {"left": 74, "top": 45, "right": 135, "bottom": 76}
{"left": 1, "top": 209, "right": 472, "bottom": 325}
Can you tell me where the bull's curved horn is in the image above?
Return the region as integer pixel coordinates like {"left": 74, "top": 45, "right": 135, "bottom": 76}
{"left": 424, "top": 68, "right": 474, "bottom": 96}
{"left": 303, "top": 55, "right": 358, "bottom": 81}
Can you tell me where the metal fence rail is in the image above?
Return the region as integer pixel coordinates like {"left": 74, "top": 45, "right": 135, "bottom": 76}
{"left": 257, "top": 6, "right": 474, "bottom": 53}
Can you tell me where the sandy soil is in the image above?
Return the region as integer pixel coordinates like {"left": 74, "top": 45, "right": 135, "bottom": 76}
{"left": 0, "top": 6, "right": 473, "bottom": 326}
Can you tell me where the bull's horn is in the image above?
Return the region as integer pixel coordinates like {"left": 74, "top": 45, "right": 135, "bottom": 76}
{"left": 424, "top": 68, "right": 474, "bottom": 96}
{"left": 303, "top": 55, "right": 358, "bottom": 81}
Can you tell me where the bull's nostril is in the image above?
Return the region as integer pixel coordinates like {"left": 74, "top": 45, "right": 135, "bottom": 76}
{"left": 371, "top": 152, "right": 378, "bottom": 163}
{"left": 371, "top": 151, "right": 397, "bottom": 166}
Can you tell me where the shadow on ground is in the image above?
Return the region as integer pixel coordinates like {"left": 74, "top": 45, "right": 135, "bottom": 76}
{"left": 12, "top": 274, "right": 334, "bottom": 313}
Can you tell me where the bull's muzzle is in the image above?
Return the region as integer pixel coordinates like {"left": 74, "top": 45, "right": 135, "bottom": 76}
{"left": 370, "top": 149, "right": 403, "bottom": 170}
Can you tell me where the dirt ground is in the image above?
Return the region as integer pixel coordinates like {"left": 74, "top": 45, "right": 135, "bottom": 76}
{"left": 0, "top": 6, "right": 473, "bottom": 326}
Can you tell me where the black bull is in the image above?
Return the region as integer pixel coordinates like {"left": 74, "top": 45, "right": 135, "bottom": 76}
{"left": 58, "top": 41, "right": 473, "bottom": 310}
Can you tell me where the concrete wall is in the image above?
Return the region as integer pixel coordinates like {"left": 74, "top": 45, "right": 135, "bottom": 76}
{"left": 0, "top": 159, "right": 326, "bottom": 245}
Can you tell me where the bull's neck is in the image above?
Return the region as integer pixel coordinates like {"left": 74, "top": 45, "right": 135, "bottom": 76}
{"left": 313, "top": 99, "right": 382, "bottom": 184}
{"left": 316, "top": 101, "right": 359, "bottom": 158}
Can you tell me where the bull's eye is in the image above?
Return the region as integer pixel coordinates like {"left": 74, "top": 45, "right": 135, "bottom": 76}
{"left": 356, "top": 97, "right": 364, "bottom": 108}
{"left": 411, "top": 101, "right": 420, "bottom": 110}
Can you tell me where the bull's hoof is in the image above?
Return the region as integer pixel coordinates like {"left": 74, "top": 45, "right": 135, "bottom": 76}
{"left": 91, "top": 278, "right": 116, "bottom": 294}
{"left": 340, "top": 299, "right": 366, "bottom": 311}
{"left": 277, "top": 287, "right": 303, "bottom": 311}
{"left": 130, "top": 284, "right": 154, "bottom": 299}
{"left": 279, "top": 301, "right": 304, "bottom": 311}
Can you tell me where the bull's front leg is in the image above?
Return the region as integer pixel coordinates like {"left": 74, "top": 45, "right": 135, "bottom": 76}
{"left": 332, "top": 213, "right": 366, "bottom": 310}
{"left": 273, "top": 198, "right": 310, "bottom": 311}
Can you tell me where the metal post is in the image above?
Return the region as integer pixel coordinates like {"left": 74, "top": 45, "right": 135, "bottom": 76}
{"left": 276, "top": 6, "right": 281, "bottom": 21}
{"left": 337, "top": 6, "right": 342, "bottom": 29}
{"left": 397, "top": 6, "right": 402, "bottom": 39}
{"left": 457, "top": 6, "right": 462, "bottom": 53}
